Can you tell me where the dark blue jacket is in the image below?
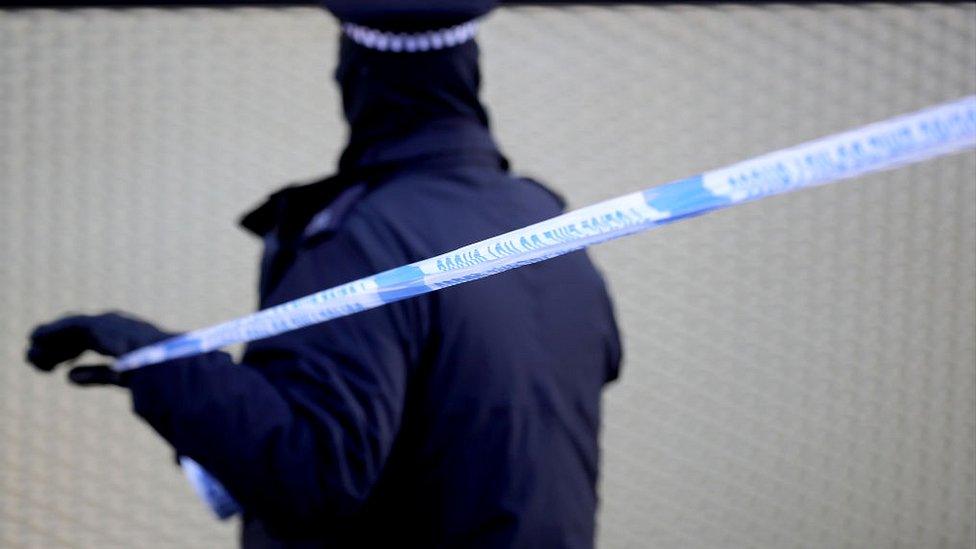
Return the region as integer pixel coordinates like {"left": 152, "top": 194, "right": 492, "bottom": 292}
{"left": 127, "top": 36, "right": 621, "bottom": 548}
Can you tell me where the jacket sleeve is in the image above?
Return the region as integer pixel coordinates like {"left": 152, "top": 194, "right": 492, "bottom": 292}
{"left": 126, "top": 218, "right": 426, "bottom": 535}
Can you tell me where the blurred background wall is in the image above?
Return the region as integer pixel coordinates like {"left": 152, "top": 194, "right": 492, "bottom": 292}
{"left": 1, "top": 3, "right": 974, "bottom": 547}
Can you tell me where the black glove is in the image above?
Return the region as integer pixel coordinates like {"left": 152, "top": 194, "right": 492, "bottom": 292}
{"left": 26, "top": 312, "right": 173, "bottom": 387}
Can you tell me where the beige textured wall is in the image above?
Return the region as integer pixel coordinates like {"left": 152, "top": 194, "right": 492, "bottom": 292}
{"left": 1, "top": 4, "right": 974, "bottom": 548}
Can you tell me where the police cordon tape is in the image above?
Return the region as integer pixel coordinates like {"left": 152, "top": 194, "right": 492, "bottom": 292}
{"left": 119, "top": 96, "right": 976, "bottom": 518}
{"left": 114, "top": 96, "right": 976, "bottom": 373}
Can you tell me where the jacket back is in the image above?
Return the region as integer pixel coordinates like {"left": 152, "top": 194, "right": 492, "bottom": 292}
{"left": 239, "top": 136, "right": 622, "bottom": 547}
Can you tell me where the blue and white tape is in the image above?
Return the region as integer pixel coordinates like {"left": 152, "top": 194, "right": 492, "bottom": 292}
{"left": 114, "top": 96, "right": 976, "bottom": 373}
{"left": 179, "top": 456, "right": 241, "bottom": 519}
{"left": 116, "top": 96, "right": 976, "bottom": 518}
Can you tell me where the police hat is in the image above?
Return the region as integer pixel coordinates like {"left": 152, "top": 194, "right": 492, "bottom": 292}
{"left": 321, "top": 0, "right": 497, "bottom": 32}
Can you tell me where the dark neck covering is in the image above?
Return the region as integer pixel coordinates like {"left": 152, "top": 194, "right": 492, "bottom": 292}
{"left": 241, "top": 34, "right": 505, "bottom": 240}
{"left": 334, "top": 35, "right": 501, "bottom": 173}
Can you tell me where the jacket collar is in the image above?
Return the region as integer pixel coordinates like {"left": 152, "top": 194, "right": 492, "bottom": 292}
{"left": 239, "top": 117, "right": 506, "bottom": 240}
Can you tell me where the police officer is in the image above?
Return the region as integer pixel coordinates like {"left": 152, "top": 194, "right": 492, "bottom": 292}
{"left": 26, "top": 2, "right": 622, "bottom": 547}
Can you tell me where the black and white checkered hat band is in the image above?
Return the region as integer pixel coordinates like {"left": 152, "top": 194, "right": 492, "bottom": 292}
{"left": 341, "top": 20, "right": 480, "bottom": 52}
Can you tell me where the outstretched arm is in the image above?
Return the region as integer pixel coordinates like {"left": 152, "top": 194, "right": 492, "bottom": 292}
{"left": 26, "top": 222, "right": 424, "bottom": 537}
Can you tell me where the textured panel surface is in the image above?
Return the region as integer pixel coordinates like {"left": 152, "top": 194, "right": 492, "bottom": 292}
{"left": 1, "top": 4, "right": 974, "bottom": 548}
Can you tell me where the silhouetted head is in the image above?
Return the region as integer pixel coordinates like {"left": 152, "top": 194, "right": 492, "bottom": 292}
{"left": 324, "top": 1, "right": 498, "bottom": 170}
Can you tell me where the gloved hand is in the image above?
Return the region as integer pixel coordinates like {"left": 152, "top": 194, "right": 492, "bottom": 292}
{"left": 26, "top": 312, "right": 173, "bottom": 386}
{"left": 25, "top": 312, "right": 244, "bottom": 518}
